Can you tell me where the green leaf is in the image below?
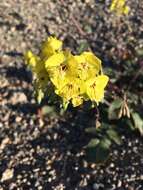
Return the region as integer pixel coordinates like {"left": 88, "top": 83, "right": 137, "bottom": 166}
{"left": 125, "top": 119, "right": 135, "bottom": 131}
{"left": 77, "top": 41, "right": 89, "bottom": 54}
{"left": 37, "top": 89, "right": 44, "bottom": 104}
{"left": 131, "top": 112, "right": 143, "bottom": 135}
{"left": 106, "top": 129, "right": 122, "bottom": 145}
{"left": 95, "top": 137, "right": 111, "bottom": 163}
{"left": 41, "top": 105, "right": 57, "bottom": 117}
{"left": 86, "top": 138, "right": 100, "bottom": 148}
{"left": 108, "top": 99, "right": 122, "bottom": 120}
{"left": 95, "top": 144, "right": 110, "bottom": 163}
{"left": 85, "top": 127, "right": 97, "bottom": 134}
{"left": 84, "top": 25, "right": 92, "bottom": 34}
{"left": 86, "top": 147, "right": 98, "bottom": 163}
{"left": 101, "top": 122, "right": 111, "bottom": 129}
{"left": 86, "top": 137, "right": 111, "bottom": 163}
{"left": 62, "top": 101, "right": 69, "bottom": 111}
{"left": 99, "top": 137, "right": 112, "bottom": 149}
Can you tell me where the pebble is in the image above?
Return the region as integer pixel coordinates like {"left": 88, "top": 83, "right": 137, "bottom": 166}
{"left": 117, "top": 180, "right": 122, "bottom": 187}
{"left": 1, "top": 169, "right": 14, "bottom": 182}
{"left": 0, "top": 0, "right": 143, "bottom": 190}
{"left": 110, "top": 163, "right": 115, "bottom": 168}
{"left": 0, "top": 137, "right": 11, "bottom": 152}
{"left": 15, "top": 116, "right": 22, "bottom": 122}
{"left": 93, "top": 183, "right": 104, "bottom": 190}
{"left": 10, "top": 92, "right": 27, "bottom": 104}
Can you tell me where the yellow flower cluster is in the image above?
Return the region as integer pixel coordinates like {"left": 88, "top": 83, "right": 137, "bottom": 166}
{"left": 110, "top": 0, "right": 130, "bottom": 15}
{"left": 25, "top": 37, "right": 109, "bottom": 108}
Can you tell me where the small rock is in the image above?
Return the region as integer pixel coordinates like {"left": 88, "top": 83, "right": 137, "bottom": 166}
{"left": 93, "top": 183, "right": 104, "bottom": 190}
{"left": 117, "top": 180, "right": 122, "bottom": 187}
{"left": 1, "top": 168, "right": 14, "bottom": 182}
{"left": 140, "top": 175, "right": 143, "bottom": 180}
{"left": 110, "top": 163, "right": 115, "bottom": 168}
{"left": 79, "top": 177, "right": 88, "bottom": 187}
{"left": 10, "top": 92, "right": 27, "bottom": 104}
{"left": 15, "top": 116, "right": 22, "bottom": 122}
{"left": 128, "top": 142, "right": 132, "bottom": 147}
{"left": 0, "top": 137, "right": 11, "bottom": 152}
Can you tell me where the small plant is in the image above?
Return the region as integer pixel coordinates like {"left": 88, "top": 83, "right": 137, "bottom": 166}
{"left": 24, "top": 36, "right": 111, "bottom": 163}
{"left": 25, "top": 35, "right": 143, "bottom": 164}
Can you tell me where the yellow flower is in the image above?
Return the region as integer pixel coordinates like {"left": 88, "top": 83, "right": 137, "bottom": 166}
{"left": 24, "top": 50, "right": 45, "bottom": 75}
{"left": 50, "top": 73, "right": 68, "bottom": 92}
{"left": 110, "top": 0, "right": 130, "bottom": 15}
{"left": 25, "top": 36, "right": 109, "bottom": 108}
{"left": 25, "top": 50, "right": 39, "bottom": 68}
{"left": 82, "top": 52, "right": 101, "bottom": 72}
{"left": 25, "top": 50, "right": 49, "bottom": 103}
{"left": 55, "top": 77, "right": 84, "bottom": 106}
{"left": 46, "top": 58, "right": 69, "bottom": 89}
{"left": 74, "top": 51, "right": 102, "bottom": 80}
{"left": 41, "top": 36, "right": 63, "bottom": 58}
{"left": 123, "top": 5, "right": 130, "bottom": 15}
{"left": 46, "top": 50, "right": 77, "bottom": 90}
{"left": 86, "top": 75, "right": 109, "bottom": 103}
{"left": 55, "top": 78, "right": 78, "bottom": 99}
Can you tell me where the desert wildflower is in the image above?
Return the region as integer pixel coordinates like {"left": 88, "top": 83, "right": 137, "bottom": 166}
{"left": 74, "top": 52, "right": 102, "bottom": 81}
{"left": 25, "top": 36, "right": 109, "bottom": 108}
{"left": 110, "top": 0, "right": 130, "bottom": 15}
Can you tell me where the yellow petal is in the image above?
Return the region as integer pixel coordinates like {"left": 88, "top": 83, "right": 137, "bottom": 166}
{"left": 85, "top": 75, "right": 109, "bottom": 103}
{"left": 51, "top": 75, "right": 68, "bottom": 90}
{"left": 95, "top": 75, "right": 109, "bottom": 89}
{"left": 72, "top": 96, "right": 83, "bottom": 107}
{"left": 45, "top": 52, "right": 65, "bottom": 68}
{"left": 110, "top": 0, "right": 129, "bottom": 15}
{"left": 24, "top": 51, "right": 38, "bottom": 67}
{"left": 123, "top": 6, "right": 130, "bottom": 15}
{"left": 47, "top": 36, "right": 63, "bottom": 51}
{"left": 41, "top": 36, "right": 63, "bottom": 58}
{"left": 86, "top": 85, "right": 104, "bottom": 103}
{"left": 74, "top": 52, "right": 102, "bottom": 80}
{"left": 74, "top": 54, "right": 86, "bottom": 63}
{"left": 83, "top": 51, "right": 101, "bottom": 71}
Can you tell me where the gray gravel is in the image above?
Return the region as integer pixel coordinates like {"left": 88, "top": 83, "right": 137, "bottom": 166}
{"left": 0, "top": 0, "right": 143, "bottom": 190}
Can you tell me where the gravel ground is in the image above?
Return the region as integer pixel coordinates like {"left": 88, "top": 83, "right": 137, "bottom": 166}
{"left": 0, "top": 0, "right": 143, "bottom": 190}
